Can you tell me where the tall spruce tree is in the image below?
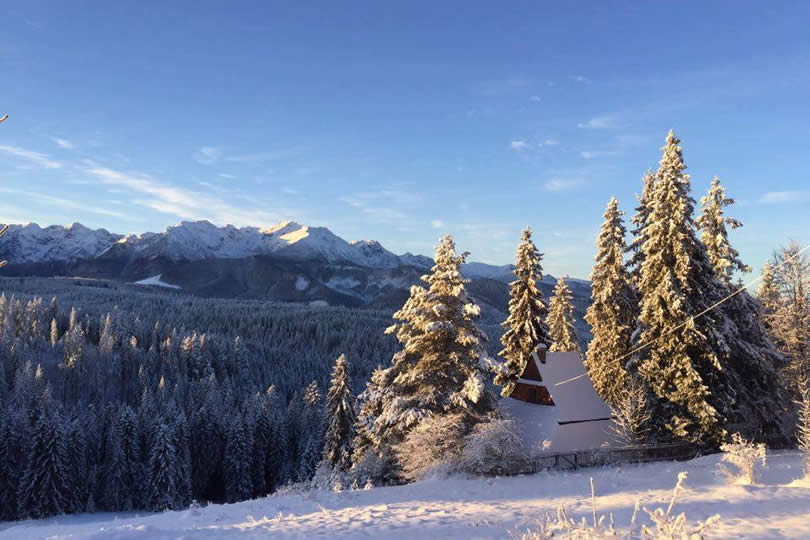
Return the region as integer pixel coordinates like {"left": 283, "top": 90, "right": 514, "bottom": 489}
{"left": 369, "top": 235, "right": 498, "bottom": 454}
{"left": 696, "top": 176, "right": 750, "bottom": 286}
{"left": 322, "top": 354, "right": 356, "bottom": 471}
{"left": 496, "top": 227, "right": 551, "bottom": 397}
{"left": 146, "top": 423, "right": 179, "bottom": 511}
{"left": 635, "top": 130, "right": 726, "bottom": 444}
{"left": 17, "top": 391, "right": 69, "bottom": 519}
{"left": 584, "top": 197, "right": 635, "bottom": 406}
{"left": 547, "top": 277, "right": 582, "bottom": 355}
{"left": 224, "top": 415, "right": 252, "bottom": 502}
{"left": 297, "top": 381, "right": 323, "bottom": 481}
{"left": 627, "top": 170, "right": 656, "bottom": 285}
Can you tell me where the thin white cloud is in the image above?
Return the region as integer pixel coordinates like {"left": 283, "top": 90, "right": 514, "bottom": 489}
{"left": 510, "top": 140, "right": 528, "bottom": 150}
{"left": 0, "top": 188, "right": 129, "bottom": 218}
{"left": 759, "top": 191, "right": 810, "bottom": 204}
{"left": 193, "top": 146, "right": 222, "bottom": 165}
{"left": 224, "top": 147, "right": 305, "bottom": 163}
{"left": 51, "top": 137, "right": 75, "bottom": 149}
{"left": 218, "top": 173, "right": 235, "bottom": 179}
{"left": 0, "top": 145, "right": 62, "bottom": 169}
{"left": 529, "top": 95, "right": 542, "bottom": 102}
{"left": 577, "top": 115, "right": 620, "bottom": 129}
{"left": 580, "top": 150, "right": 618, "bottom": 160}
{"left": 570, "top": 75, "right": 592, "bottom": 84}
{"left": 431, "top": 220, "right": 444, "bottom": 229}
{"left": 339, "top": 186, "right": 419, "bottom": 223}
{"left": 544, "top": 177, "right": 585, "bottom": 192}
{"left": 83, "top": 165, "right": 285, "bottom": 226}
{"left": 539, "top": 138, "right": 559, "bottom": 147}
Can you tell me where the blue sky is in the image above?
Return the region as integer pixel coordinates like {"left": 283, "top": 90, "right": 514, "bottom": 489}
{"left": 1, "top": 1, "right": 808, "bottom": 277}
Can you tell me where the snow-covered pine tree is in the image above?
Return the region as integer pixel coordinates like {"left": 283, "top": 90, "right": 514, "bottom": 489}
{"left": 17, "top": 390, "right": 69, "bottom": 519}
{"left": 584, "top": 197, "right": 634, "bottom": 406}
{"left": 696, "top": 176, "right": 750, "bottom": 286}
{"left": 322, "top": 354, "right": 356, "bottom": 472}
{"left": 297, "top": 380, "right": 324, "bottom": 481}
{"left": 232, "top": 336, "right": 253, "bottom": 397}
{"left": 627, "top": 169, "right": 656, "bottom": 285}
{"left": 146, "top": 422, "right": 179, "bottom": 511}
{"left": 371, "top": 235, "right": 498, "bottom": 454}
{"left": 352, "top": 366, "right": 387, "bottom": 465}
{"left": 634, "top": 130, "right": 725, "bottom": 444}
{"left": 0, "top": 410, "right": 15, "bottom": 520}
{"left": 547, "top": 276, "right": 582, "bottom": 355}
{"left": 496, "top": 227, "right": 551, "bottom": 397}
{"left": 63, "top": 415, "right": 89, "bottom": 513}
{"left": 224, "top": 415, "right": 252, "bottom": 502}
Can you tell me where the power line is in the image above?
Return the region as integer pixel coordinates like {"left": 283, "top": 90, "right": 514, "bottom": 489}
{"left": 555, "top": 242, "right": 810, "bottom": 387}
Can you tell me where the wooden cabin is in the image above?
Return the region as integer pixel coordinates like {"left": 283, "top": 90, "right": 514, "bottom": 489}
{"left": 508, "top": 344, "right": 554, "bottom": 405}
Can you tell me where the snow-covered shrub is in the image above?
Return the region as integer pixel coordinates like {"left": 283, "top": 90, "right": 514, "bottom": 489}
{"left": 351, "top": 445, "right": 400, "bottom": 488}
{"left": 609, "top": 380, "right": 652, "bottom": 446}
{"left": 718, "top": 432, "right": 767, "bottom": 485}
{"left": 511, "top": 472, "right": 720, "bottom": 540}
{"left": 311, "top": 461, "right": 352, "bottom": 492}
{"left": 457, "top": 416, "right": 531, "bottom": 476}
{"left": 394, "top": 412, "right": 470, "bottom": 481}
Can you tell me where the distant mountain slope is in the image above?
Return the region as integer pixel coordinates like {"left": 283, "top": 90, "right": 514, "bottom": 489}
{"left": 0, "top": 220, "right": 592, "bottom": 339}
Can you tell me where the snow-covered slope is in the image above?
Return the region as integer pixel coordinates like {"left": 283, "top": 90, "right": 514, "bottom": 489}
{"left": 4, "top": 451, "right": 809, "bottom": 539}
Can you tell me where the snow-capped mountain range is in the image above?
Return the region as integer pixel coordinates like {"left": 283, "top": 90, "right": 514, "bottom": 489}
{"left": 0, "top": 220, "right": 590, "bottom": 336}
{"left": 0, "top": 220, "right": 437, "bottom": 269}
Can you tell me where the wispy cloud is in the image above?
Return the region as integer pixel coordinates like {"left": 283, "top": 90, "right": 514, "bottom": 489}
{"left": 83, "top": 165, "right": 286, "bottom": 225}
{"left": 0, "top": 188, "right": 129, "bottom": 218}
{"left": 539, "top": 138, "right": 559, "bottom": 147}
{"left": 529, "top": 95, "right": 542, "bottom": 102}
{"left": 0, "top": 145, "right": 62, "bottom": 169}
{"left": 580, "top": 150, "right": 618, "bottom": 160}
{"left": 569, "top": 75, "right": 592, "bottom": 84}
{"left": 193, "top": 146, "right": 222, "bottom": 165}
{"left": 543, "top": 177, "right": 585, "bottom": 192}
{"left": 431, "top": 220, "right": 444, "bottom": 229}
{"left": 339, "top": 186, "right": 419, "bottom": 223}
{"left": 50, "top": 137, "right": 75, "bottom": 150}
{"left": 224, "top": 147, "right": 305, "bottom": 163}
{"left": 759, "top": 191, "right": 810, "bottom": 204}
{"left": 510, "top": 140, "right": 529, "bottom": 150}
{"left": 577, "top": 115, "right": 620, "bottom": 129}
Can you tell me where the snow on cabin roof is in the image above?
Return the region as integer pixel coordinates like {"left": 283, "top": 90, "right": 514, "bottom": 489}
{"left": 531, "top": 350, "right": 612, "bottom": 424}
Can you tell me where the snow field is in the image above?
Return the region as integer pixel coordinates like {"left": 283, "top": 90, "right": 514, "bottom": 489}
{"left": 4, "top": 450, "right": 809, "bottom": 539}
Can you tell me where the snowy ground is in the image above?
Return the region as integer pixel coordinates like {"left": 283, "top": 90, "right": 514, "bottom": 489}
{"left": 3, "top": 451, "right": 809, "bottom": 539}
{"left": 133, "top": 275, "right": 181, "bottom": 289}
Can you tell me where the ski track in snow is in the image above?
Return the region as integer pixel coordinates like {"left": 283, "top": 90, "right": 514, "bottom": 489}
{"left": 3, "top": 451, "right": 810, "bottom": 539}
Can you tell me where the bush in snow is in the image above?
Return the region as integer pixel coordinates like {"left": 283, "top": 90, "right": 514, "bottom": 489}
{"left": 311, "top": 461, "right": 352, "bottom": 492}
{"left": 609, "top": 380, "right": 652, "bottom": 446}
{"left": 351, "top": 445, "right": 401, "bottom": 488}
{"left": 394, "top": 412, "right": 470, "bottom": 481}
{"left": 511, "top": 472, "right": 720, "bottom": 540}
{"left": 456, "top": 416, "right": 531, "bottom": 476}
{"left": 718, "top": 432, "right": 766, "bottom": 485}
